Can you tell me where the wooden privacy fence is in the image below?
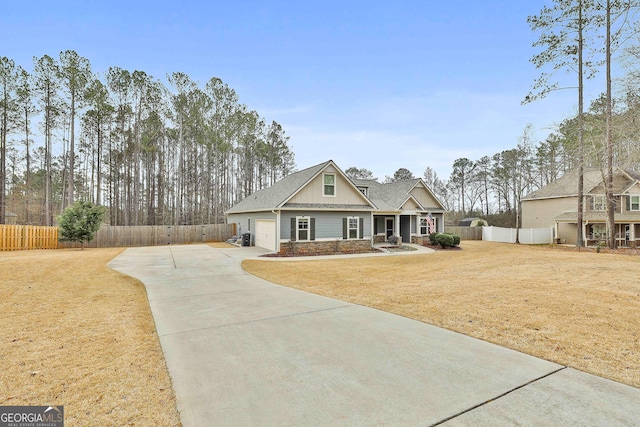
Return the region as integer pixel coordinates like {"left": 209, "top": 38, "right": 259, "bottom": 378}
{"left": 59, "top": 223, "right": 237, "bottom": 249}
{"left": 444, "top": 226, "right": 484, "bottom": 240}
{"left": 0, "top": 225, "right": 59, "bottom": 251}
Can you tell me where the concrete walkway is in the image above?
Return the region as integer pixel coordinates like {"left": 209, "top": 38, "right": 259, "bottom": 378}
{"left": 108, "top": 244, "right": 640, "bottom": 426}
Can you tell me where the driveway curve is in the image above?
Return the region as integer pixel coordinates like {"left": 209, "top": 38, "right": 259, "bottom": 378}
{"left": 108, "top": 244, "right": 640, "bottom": 426}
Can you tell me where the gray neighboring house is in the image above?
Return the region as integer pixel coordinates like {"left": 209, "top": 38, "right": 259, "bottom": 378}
{"left": 522, "top": 167, "right": 640, "bottom": 247}
{"left": 225, "top": 160, "right": 446, "bottom": 253}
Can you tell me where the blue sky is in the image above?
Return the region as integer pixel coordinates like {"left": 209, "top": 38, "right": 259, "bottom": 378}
{"left": 4, "top": 0, "right": 595, "bottom": 180}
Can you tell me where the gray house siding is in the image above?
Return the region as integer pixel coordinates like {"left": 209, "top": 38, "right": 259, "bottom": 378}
{"left": 227, "top": 211, "right": 277, "bottom": 242}
{"left": 280, "top": 210, "right": 372, "bottom": 241}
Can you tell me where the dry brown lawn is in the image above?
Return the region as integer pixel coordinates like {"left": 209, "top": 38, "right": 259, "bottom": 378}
{"left": 243, "top": 241, "right": 640, "bottom": 388}
{"left": 0, "top": 248, "right": 181, "bottom": 426}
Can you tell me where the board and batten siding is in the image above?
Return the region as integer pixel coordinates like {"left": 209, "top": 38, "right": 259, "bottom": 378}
{"left": 280, "top": 211, "right": 372, "bottom": 241}
{"left": 410, "top": 185, "right": 441, "bottom": 209}
{"left": 286, "top": 165, "right": 369, "bottom": 206}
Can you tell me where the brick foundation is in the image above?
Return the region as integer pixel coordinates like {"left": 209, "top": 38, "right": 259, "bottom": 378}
{"left": 279, "top": 240, "right": 373, "bottom": 256}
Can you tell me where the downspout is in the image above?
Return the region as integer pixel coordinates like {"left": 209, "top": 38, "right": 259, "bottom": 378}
{"left": 272, "top": 210, "right": 280, "bottom": 253}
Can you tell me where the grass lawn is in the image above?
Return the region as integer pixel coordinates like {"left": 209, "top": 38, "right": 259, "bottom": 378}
{"left": 243, "top": 241, "right": 640, "bottom": 388}
{"left": 0, "top": 248, "right": 181, "bottom": 426}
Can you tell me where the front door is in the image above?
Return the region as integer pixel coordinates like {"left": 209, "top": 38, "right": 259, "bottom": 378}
{"left": 385, "top": 218, "right": 394, "bottom": 238}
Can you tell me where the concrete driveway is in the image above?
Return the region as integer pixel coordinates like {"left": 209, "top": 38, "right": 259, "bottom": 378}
{"left": 108, "top": 244, "right": 640, "bottom": 426}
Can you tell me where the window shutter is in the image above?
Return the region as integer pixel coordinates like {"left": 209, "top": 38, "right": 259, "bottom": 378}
{"left": 310, "top": 218, "right": 316, "bottom": 241}
{"left": 627, "top": 195, "right": 631, "bottom": 211}
{"left": 343, "top": 218, "right": 348, "bottom": 239}
{"left": 290, "top": 218, "right": 296, "bottom": 241}
{"left": 359, "top": 217, "right": 363, "bottom": 239}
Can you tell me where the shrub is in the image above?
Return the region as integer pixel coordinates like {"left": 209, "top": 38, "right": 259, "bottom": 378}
{"left": 451, "top": 234, "right": 461, "bottom": 246}
{"left": 388, "top": 235, "right": 399, "bottom": 245}
{"left": 476, "top": 220, "right": 486, "bottom": 227}
{"left": 58, "top": 201, "right": 107, "bottom": 249}
{"left": 435, "top": 233, "right": 454, "bottom": 248}
{"left": 429, "top": 232, "right": 440, "bottom": 244}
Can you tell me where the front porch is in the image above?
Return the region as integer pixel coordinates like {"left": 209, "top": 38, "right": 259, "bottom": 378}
{"left": 372, "top": 213, "right": 441, "bottom": 244}
{"left": 583, "top": 222, "right": 640, "bottom": 248}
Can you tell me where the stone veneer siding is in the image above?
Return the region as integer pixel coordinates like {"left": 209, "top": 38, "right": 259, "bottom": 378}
{"left": 373, "top": 235, "right": 386, "bottom": 244}
{"left": 411, "top": 236, "right": 429, "bottom": 245}
{"left": 279, "top": 240, "right": 373, "bottom": 256}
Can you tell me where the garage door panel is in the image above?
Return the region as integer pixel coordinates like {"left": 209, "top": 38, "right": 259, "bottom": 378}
{"left": 255, "top": 220, "right": 276, "bottom": 251}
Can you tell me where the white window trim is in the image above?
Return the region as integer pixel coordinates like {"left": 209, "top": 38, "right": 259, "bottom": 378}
{"left": 347, "top": 216, "right": 360, "bottom": 240}
{"left": 630, "top": 195, "right": 640, "bottom": 211}
{"left": 296, "top": 216, "right": 311, "bottom": 241}
{"left": 420, "top": 216, "right": 437, "bottom": 235}
{"left": 323, "top": 173, "right": 336, "bottom": 197}
{"left": 592, "top": 195, "right": 606, "bottom": 211}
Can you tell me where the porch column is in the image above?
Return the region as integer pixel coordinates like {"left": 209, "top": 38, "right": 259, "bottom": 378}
{"left": 582, "top": 222, "right": 587, "bottom": 246}
{"left": 396, "top": 215, "right": 401, "bottom": 242}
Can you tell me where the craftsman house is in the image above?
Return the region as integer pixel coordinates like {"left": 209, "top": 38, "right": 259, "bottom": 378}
{"left": 225, "top": 160, "right": 446, "bottom": 254}
{"left": 521, "top": 167, "right": 640, "bottom": 247}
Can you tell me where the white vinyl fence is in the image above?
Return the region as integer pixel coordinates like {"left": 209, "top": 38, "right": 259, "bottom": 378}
{"left": 482, "top": 226, "right": 554, "bottom": 244}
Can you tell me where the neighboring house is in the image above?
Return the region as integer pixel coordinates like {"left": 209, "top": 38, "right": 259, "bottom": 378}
{"left": 225, "top": 160, "right": 446, "bottom": 254}
{"left": 521, "top": 167, "right": 640, "bottom": 247}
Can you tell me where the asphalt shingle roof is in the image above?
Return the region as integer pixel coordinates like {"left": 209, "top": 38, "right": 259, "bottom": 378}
{"left": 524, "top": 167, "right": 640, "bottom": 201}
{"left": 352, "top": 178, "right": 421, "bottom": 210}
{"left": 227, "top": 161, "right": 446, "bottom": 214}
{"left": 226, "top": 161, "right": 331, "bottom": 213}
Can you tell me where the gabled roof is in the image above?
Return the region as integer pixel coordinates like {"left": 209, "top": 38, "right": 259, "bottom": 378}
{"left": 227, "top": 160, "right": 447, "bottom": 215}
{"left": 523, "top": 168, "right": 602, "bottom": 200}
{"left": 619, "top": 170, "right": 640, "bottom": 194}
{"left": 352, "top": 179, "right": 418, "bottom": 210}
{"left": 226, "top": 161, "right": 332, "bottom": 214}
{"left": 524, "top": 167, "right": 640, "bottom": 201}
{"left": 226, "top": 160, "right": 375, "bottom": 214}
{"left": 352, "top": 178, "right": 445, "bottom": 211}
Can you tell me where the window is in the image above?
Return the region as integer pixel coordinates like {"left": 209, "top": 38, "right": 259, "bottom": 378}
{"left": 297, "top": 216, "right": 310, "bottom": 241}
{"left": 420, "top": 216, "right": 437, "bottom": 235}
{"left": 357, "top": 186, "right": 368, "bottom": 196}
{"left": 591, "top": 195, "right": 606, "bottom": 211}
{"left": 323, "top": 173, "right": 335, "bottom": 196}
{"left": 348, "top": 217, "right": 359, "bottom": 239}
{"left": 290, "top": 216, "right": 314, "bottom": 241}
{"left": 590, "top": 224, "right": 607, "bottom": 239}
{"left": 343, "top": 216, "right": 362, "bottom": 239}
{"left": 631, "top": 195, "right": 640, "bottom": 211}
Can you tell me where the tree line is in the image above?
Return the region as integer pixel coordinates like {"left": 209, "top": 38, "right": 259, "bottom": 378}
{"left": 350, "top": 1, "right": 640, "bottom": 242}
{"left": 0, "top": 51, "right": 295, "bottom": 226}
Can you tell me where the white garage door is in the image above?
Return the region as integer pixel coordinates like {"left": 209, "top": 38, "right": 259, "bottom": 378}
{"left": 255, "top": 220, "right": 276, "bottom": 251}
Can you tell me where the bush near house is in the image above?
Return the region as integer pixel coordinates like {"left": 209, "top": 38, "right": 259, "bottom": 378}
{"left": 430, "top": 232, "right": 460, "bottom": 248}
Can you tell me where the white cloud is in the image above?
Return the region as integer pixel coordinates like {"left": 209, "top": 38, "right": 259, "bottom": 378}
{"left": 279, "top": 87, "right": 579, "bottom": 181}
